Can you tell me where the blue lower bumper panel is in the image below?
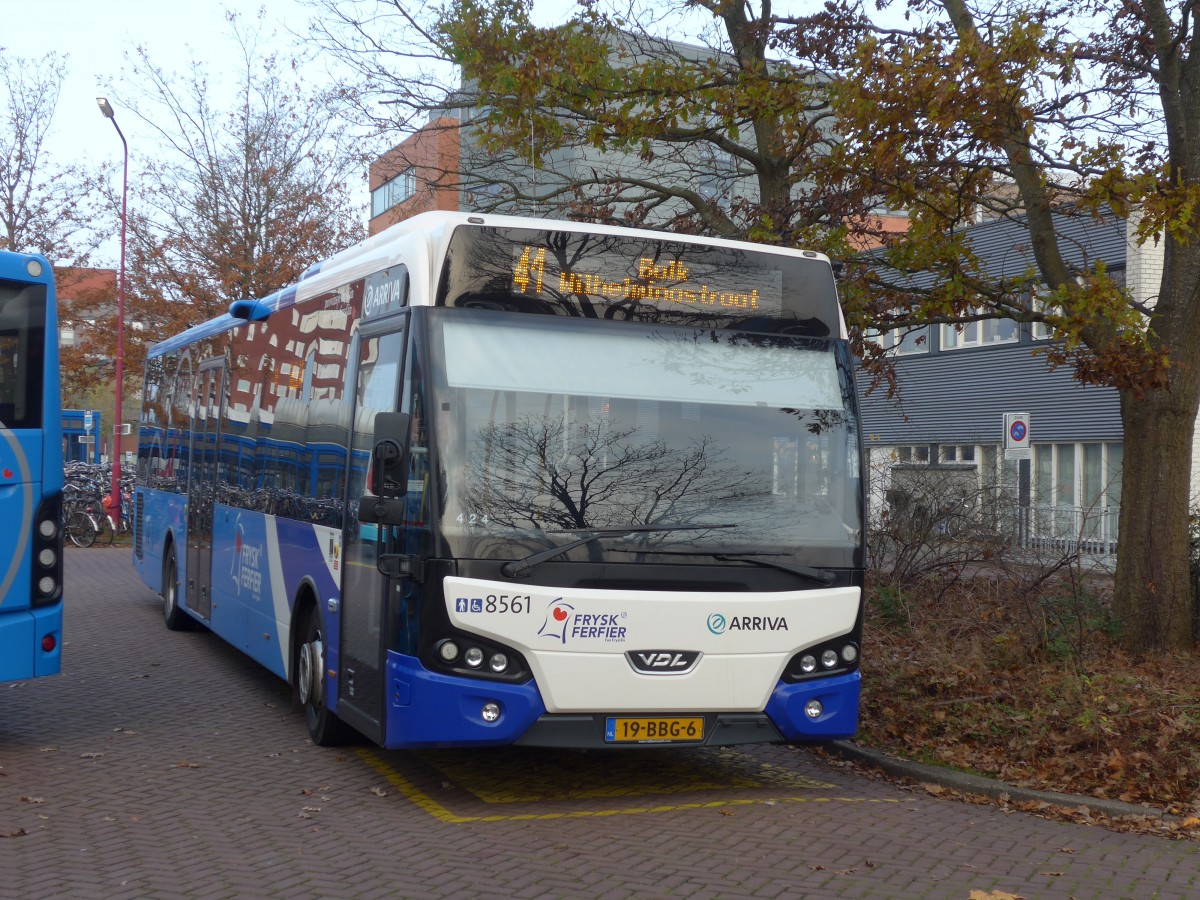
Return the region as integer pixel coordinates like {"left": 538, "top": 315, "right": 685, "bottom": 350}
{"left": 383, "top": 651, "right": 546, "bottom": 749}
{"left": 764, "top": 671, "right": 860, "bottom": 741}
{"left": 382, "top": 652, "right": 859, "bottom": 748}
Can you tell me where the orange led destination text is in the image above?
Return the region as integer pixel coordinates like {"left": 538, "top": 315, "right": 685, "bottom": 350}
{"left": 512, "top": 246, "right": 760, "bottom": 310}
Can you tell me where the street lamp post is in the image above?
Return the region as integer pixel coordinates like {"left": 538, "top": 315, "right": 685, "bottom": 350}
{"left": 97, "top": 97, "right": 127, "bottom": 518}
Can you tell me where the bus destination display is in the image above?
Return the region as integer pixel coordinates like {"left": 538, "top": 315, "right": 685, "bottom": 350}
{"left": 510, "top": 244, "right": 784, "bottom": 317}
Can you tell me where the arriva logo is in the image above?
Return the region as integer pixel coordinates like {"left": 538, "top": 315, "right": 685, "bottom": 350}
{"left": 708, "top": 613, "right": 788, "bottom": 634}
{"left": 364, "top": 279, "right": 404, "bottom": 316}
{"left": 363, "top": 268, "right": 407, "bottom": 319}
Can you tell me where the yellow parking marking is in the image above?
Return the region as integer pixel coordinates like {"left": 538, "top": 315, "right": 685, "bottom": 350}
{"left": 356, "top": 748, "right": 899, "bottom": 823}
{"left": 413, "top": 746, "right": 832, "bottom": 802}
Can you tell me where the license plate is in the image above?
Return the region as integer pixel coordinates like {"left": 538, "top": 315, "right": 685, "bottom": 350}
{"left": 604, "top": 716, "right": 704, "bottom": 743}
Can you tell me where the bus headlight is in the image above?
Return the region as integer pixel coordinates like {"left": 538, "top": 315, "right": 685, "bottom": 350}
{"left": 38, "top": 548, "right": 57, "bottom": 568}
{"left": 785, "top": 638, "right": 860, "bottom": 682}
{"left": 431, "top": 635, "right": 526, "bottom": 681}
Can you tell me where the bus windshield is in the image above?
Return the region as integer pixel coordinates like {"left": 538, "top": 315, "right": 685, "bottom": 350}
{"left": 426, "top": 309, "right": 861, "bottom": 569}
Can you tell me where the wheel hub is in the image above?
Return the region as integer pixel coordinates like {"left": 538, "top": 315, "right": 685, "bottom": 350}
{"left": 299, "top": 634, "right": 324, "bottom": 706}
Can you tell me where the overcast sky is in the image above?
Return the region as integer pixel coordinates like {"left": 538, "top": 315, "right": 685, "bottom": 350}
{"left": 5, "top": 1, "right": 324, "bottom": 166}
{"left": 3, "top": 1, "right": 325, "bottom": 264}
{"left": 6, "top": 0, "right": 583, "bottom": 164}
{"left": 2, "top": 0, "right": 670, "bottom": 264}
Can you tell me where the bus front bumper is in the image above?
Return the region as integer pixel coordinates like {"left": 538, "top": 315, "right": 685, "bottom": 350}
{"left": 379, "top": 653, "right": 859, "bottom": 749}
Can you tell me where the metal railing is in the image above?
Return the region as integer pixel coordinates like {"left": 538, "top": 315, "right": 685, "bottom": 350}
{"left": 1000, "top": 504, "right": 1119, "bottom": 558}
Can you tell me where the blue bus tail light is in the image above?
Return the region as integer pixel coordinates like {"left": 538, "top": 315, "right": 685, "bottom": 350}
{"left": 32, "top": 494, "right": 64, "bottom": 608}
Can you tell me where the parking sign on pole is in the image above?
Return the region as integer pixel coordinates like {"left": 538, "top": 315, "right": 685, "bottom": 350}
{"left": 1004, "top": 412, "right": 1031, "bottom": 460}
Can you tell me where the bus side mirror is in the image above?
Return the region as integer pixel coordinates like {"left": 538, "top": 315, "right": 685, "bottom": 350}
{"left": 369, "top": 412, "right": 411, "bottom": 499}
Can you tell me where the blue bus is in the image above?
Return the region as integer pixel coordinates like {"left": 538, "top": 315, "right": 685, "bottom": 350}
{"left": 133, "top": 212, "right": 865, "bottom": 749}
{"left": 0, "top": 249, "right": 65, "bottom": 683}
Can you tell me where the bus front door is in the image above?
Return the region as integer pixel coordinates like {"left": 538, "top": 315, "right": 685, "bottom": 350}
{"left": 185, "top": 361, "right": 224, "bottom": 621}
{"left": 338, "top": 324, "right": 408, "bottom": 743}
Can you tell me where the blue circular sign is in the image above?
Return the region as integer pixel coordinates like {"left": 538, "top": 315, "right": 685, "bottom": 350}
{"left": 1010, "top": 421, "right": 1027, "bottom": 442}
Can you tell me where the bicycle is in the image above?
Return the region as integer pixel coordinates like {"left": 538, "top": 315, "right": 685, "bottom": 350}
{"left": 100, "top": 492, "right": 132, "bottom": 542}
{"left": 63, "top": 500, "right": 99, "bottom": 548}
{"left": 63, "top": 495, "right": 112, "bottom": 547}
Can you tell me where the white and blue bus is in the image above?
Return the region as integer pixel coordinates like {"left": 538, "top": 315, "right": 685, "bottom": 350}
{"left": 0, "top": 249, "right": 65, "bottom": 683}
{"left": 133, "top": 212, "right": 865, "bottom": 748}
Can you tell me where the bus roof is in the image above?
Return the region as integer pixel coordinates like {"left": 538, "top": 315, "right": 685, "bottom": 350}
{"left": 148, "top": 211, "right": 836, "bottom": 358}
{"left": 0, "top": 249, "right": 54, "bottom": 287}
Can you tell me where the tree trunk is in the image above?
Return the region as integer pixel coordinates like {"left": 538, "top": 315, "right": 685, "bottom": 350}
{"left": 1112, "top": 235, "right": 1200, "bottom": 652}
{"left": 1114, "top": 389, "right": 1197, "bottom": 650}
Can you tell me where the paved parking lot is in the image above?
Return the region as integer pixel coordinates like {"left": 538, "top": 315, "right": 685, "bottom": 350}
{"left": 1, "top": 548, "right": 1197, "bottom": 899}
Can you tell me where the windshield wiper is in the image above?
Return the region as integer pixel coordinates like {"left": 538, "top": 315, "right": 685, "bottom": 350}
{"left": 500, "top": 523, "right": 737, "bottom": 578}
{"left": 607, "top": 547, "right": 837, "bottom": 587}
{"left": 710, "top": 553, "right": 837, "bottom": 587}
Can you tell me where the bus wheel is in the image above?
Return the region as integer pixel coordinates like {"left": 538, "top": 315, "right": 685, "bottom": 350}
{"left": 295, "top": 611, "right": 347, "bottom": 746}
{"left": 162, "top": 550, "right": 191, "bottom": 631}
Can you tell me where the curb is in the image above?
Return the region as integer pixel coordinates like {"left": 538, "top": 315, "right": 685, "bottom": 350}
{"left": 824, "top": 740, "right": 1175, "bottom": 822}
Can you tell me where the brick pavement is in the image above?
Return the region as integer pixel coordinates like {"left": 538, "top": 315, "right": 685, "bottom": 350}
{"left": 0, "top": 547, "right": 1196, "bottom": 899}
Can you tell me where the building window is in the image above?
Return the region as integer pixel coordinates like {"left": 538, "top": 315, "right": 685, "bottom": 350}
{"left": 1030, "top": 441, "right": 1122, "bottom": 543}
{"left": 891, "top": 445, "right": 933, "bottom": 463}
{"left": 867, "top": 326, "right": 929, "bottom": 356}
{"left": 1055, "top": 443, "right": 1076, "bottom": 507}
{"left": 1035, "top": 444, "right": 1053, "bottom": 505}
{"left": 371, "top": 168, "right": 416, "bottom": 218}
{"left": 1031, "top": 288, "right": 1062, "bottom": 341}
{"left": 941, "top": 312, "right": 1018, "bottom": 350}
{"left": 1032, "top": 442, "right": 1123, "bottom": 510}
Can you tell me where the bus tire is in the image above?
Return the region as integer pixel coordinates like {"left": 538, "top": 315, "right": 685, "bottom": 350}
{"left": 162, "top": 549, "right": 192, "bottom": 631}
{"left": 294, "top": 609, "right": 348, "bottom": 746}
